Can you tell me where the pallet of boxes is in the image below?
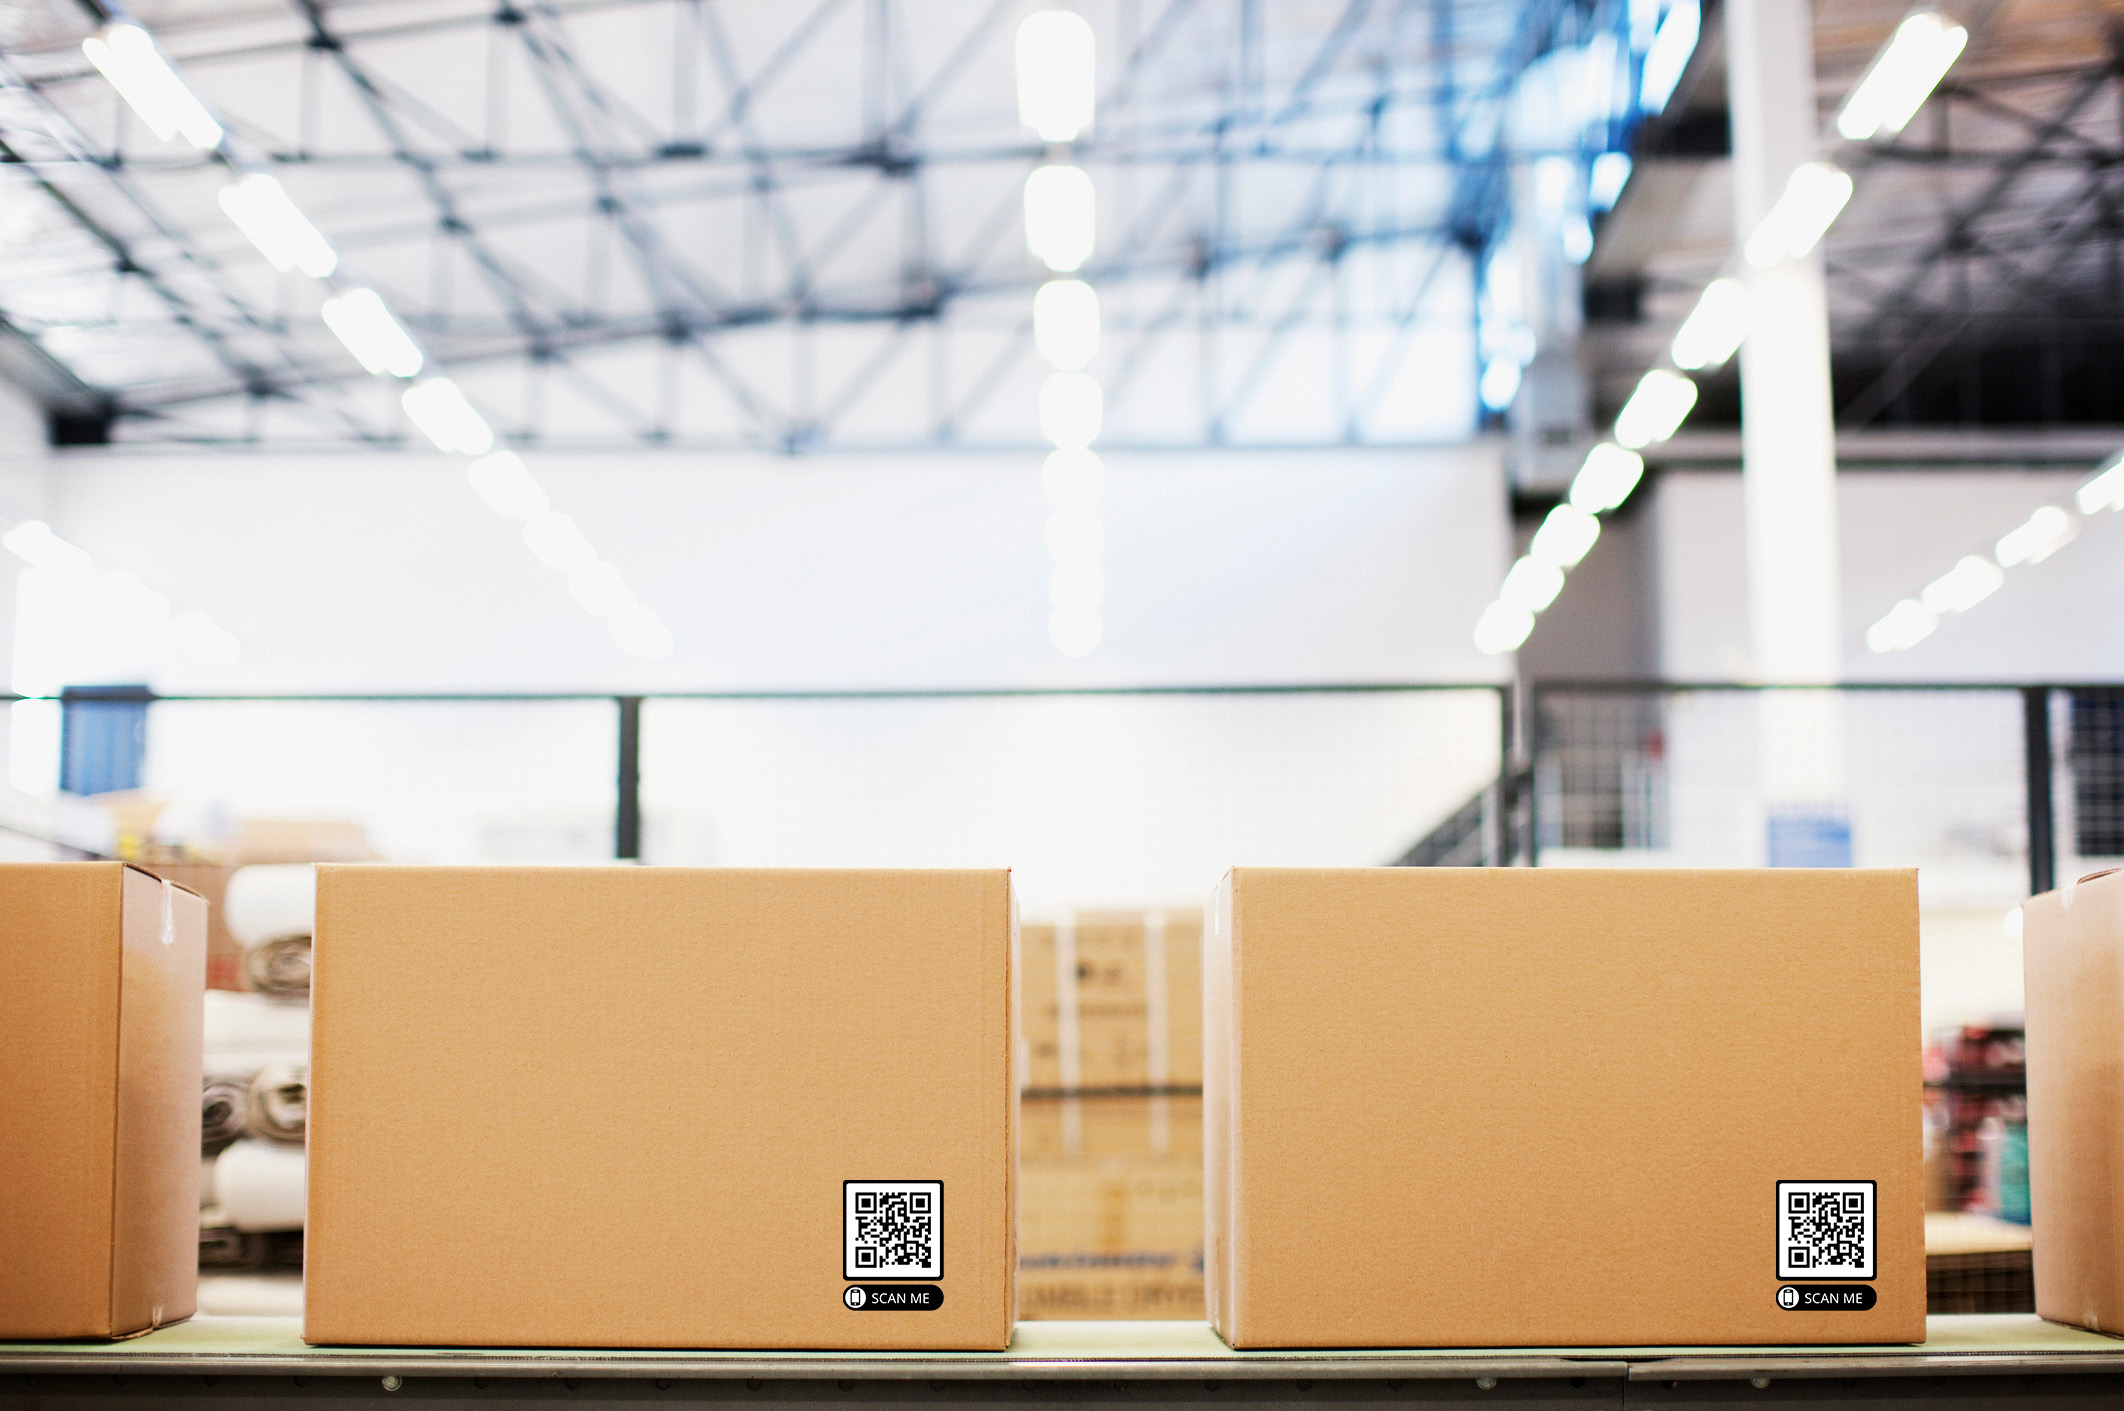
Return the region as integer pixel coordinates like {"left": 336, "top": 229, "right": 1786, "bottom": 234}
{"left": 1018, "top": 909, "right": 1204, "bottom": 1320}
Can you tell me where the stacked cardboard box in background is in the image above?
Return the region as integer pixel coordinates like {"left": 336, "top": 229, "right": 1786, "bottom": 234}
{"left": 1018, "top": 910, "right": 1204, "bottom": 1320}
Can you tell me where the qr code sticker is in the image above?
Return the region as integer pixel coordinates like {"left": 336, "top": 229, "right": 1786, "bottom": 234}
{"left": 844, "top": 1181, "right": 942, "bottom": 1280}
{"left": 1777, "top": 1181, "right": 1875, "bottom": 1280}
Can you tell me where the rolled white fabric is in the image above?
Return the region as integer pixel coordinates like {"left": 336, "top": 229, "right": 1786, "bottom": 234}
{"left": 203, "top": 990, "right": 310, "bottom": 1058}
{"left": 214, "top": 1139, "right": 307, "bottom": 1232}
{"left": 223, "top": 865, "right": 316, "bottom": 949}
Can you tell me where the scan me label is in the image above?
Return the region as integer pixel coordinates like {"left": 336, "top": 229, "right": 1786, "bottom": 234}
{"left": 843, "top": 1285, "right": 944, "bottom": 1311}
{"left": 1777, "top": 1285, "right": 1877, "bottom": 1311}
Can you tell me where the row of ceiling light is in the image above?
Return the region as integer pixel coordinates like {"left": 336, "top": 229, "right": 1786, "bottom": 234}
{"left": 1475, "top": 9, "right": 1972, "bottom": 657}
{"left": 80, "top": 15, "right": 673, "bottom": 661}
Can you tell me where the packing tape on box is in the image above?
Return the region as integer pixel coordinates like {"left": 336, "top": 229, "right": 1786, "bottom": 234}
{"left": 1145, "top": 910, "right": 1169, "bottom": 1089}
{"left": 214, "top": 1138, "right": 307, "bottom": 1232}
{"left": 1054, "top": 913, "right": 1080, "bottom": 1091}
{"left": 223, "top": 864, "right": 316, "bottom": 949}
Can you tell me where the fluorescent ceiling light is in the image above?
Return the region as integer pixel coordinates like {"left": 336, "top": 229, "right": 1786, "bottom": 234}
{"left": 1049, "top": 560, "right": 1105, "bottom": 610}
{"left": 402, "top": 378, "right": 494, "bottom": 456}
{"left": 1569, "top": 443, "right": 1646, "bottom": 514}
{"left": 1670, "top": 278, "right": 1754, "bottom": 370}
{"left": 1478, "top": 356, "right": 1522, "bottom": 411}
{"left": 1039, "top": 371, "right": 1103, "bottom": 449}
{"left": 1639, "top": 0, "right": 1700, "bottom": 114}
{"left": 1042, "top": 449, "right": 1103, "bottom": 510}
{"left": 1744, "top": 162, "right": 1852, "bottom": 268}
{"left": 1836, "top": 11, "right": 1968, "bottom": 141}
{"left": 219, "top": 174, "right": 337, "bottom": 278}
{"left": 321, "top": 288, "right": 422, "bottom": 378}
{"left": 1919, "top": 555, "right": 2004, "bottom": 615}
{"left": 1024, "top": 163, "right": 1096, "bottom": 273}
{"left": 1589, "top": 152, "right": 1633, "bottom": 211}
{"left": 568, "top": 562, "right": 637, "bottom": 618}
{"left": 2, "top": 521, "right": 92, "bottom": 574}
{"left": 1016, "top": 11, "right": 1096, "bottom": 143}
{"left": 1995, "top": 505, "right": 2076, "bottom": 567}
{"left": 607, "top": 602, "right": 674, "bottom": 660}
{"left": 521, "top": 511, "right": 598, "bottom": 574}
{"left": 1530, "top": 503, "right": 1601, "bottom": 569}
{"left": 2076, "top": 454, "right": 2124, "bottom": 514}
{"left": 1033, "top": 278, "right": 1100, "bottom": 370}
{"left": 1046, "top": 508, "right": 1105, "bottom": 563}
{"left": 1613, "top": 368, "right": 1697, "bottom": 448}
{"left": 465, "top": 452, "right": 549, "bottom": 520}
{"left": 81, "top": 24, "right": 223, "bottom": 150}
{"left": 1049, "top": 606, "right": 1102, "bottom": 657}
{"left": 1498, "top": 556, "right": 1566, "bottom": 614}
{"left": 169, "top": 610, "right": 241, "bottom": 666}
{"left": 1473, "top": 600, "right": 1535, "bottom": 655}
{"left": 1866, "top": 598, "right": 1937, "bottom": 653}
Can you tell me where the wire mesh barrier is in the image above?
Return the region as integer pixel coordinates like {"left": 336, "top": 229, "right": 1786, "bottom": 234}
{"left": 2058, "top": 687, "right": 2124, "bottom": 883}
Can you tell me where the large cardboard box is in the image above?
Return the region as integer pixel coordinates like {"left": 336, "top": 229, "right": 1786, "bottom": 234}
{"left": 2023, "top": 867, "right": 2124, "bottom": 1334}
{"left": 1021, "top": 910, "right": 1201, "bottom": 1092}
{"left": 1205, "top": 867, "right": 1924, "bottom": 1347}
{"left": 307, "top": 866, "right": 1016, "bottom": 1349}
{"left": 1019, "top": 1095, "right": 1204, "bottom": 1319}
{"left": 0, "top": 863, "right": 207, "bottom": 1338}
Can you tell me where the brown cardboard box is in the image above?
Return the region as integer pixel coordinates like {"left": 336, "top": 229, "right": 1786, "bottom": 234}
{"left": 132, "top": 862, "right": 242, "bottom": 991}
{"left": 1021, "top": 910, "right": 1201, "bottom": 1092}
{"left": 2023, "top": 867, "right": 2124, "bottom": 1334}
{"left": 1206, "top": 867, "right": 1924, "bottom": 1347}
{"left": 0, "top": 863, "right": 207, "bottom": 1339}
{"left": 1019, "top": 1096, "right": 1204, "bottom": 1320}
{"left": 307, "top": 866, "right": 1015, "bottom": 1349}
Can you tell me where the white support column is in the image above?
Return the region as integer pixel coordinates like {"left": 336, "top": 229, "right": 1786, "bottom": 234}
{"left": 1726, "top": 0, "right": 1848, "bottom": 860}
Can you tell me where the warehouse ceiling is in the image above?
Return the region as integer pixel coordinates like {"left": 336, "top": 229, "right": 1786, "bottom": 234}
{"left": 0, "top": 0, "right": 1542, "bottom": 450}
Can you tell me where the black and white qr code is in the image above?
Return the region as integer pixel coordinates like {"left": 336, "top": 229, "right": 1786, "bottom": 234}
{"left": 1777, "top": 1181, "right": 1875, "bottom": 1280}
{"left": 844, "top": 1181, "right": 942, "bottom": 1280}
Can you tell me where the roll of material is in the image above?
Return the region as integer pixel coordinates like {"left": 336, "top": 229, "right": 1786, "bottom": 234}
{"left": 244, "top": 1062, "right": 308, "bottom": 1147}
{"left": 203, "top": 990, "right": 310, "bottom": 1057}
{"left": 242, "top": 936, "right": 312, "bottom": 998}
{"left": 223, "top": 865, "right": 316, "bottom": 949}
{"left": 202, "top": 1079, "right": 248, "bottom": 1153}
{"left": 214, "top": 1139, "right": 307, "bottom": 1232}
{"left": 198, "top": 1216, "right": 268, "bottom": 1271}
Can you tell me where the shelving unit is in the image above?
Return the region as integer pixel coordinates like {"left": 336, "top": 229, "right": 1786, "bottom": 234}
{"left": 4, "top": 1317, "right": 2122, "bottom": 1410}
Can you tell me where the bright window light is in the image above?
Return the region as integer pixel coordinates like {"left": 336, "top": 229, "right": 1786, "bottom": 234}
{"left": 321, "top": 288, "right": 422, "bottom": 378}
{"left": 607, "top": 602, "right": 674, "bottom": 660}
{"left": 1589, "top": 152, "right": 1633, "bottom": 210}
{"left": 1039, "top": 371, "right": 1103, "bottom": 449}
{"left": 1995, "top": 505, "right": 2077, "bottom": 567}
{"left": 568, "top": 562, "right": 637, "bottom": 618}
{"left": 1569, "top": 443, "right": 1646, "bottom": 514}
{"left": 1530, "top": 503, "right": 1601, "bottom": 569}
{"left": 218, "top": 174, "right": 337, "bottom": 278}
{"left": 1499, "top": 556, "right": 1566, "bottom": 614}
{"left": 521, "top": 511, "right": 598, "bottom": 574}
{"left": 1866, "top": 598, "right": 1938, "bottom": 653}
{"left": 1836, "top": 11, "right": 1968, "bottom": 142}
{"left": 1025, "top": 163, "right": 1096, "bottom": 272}
{"left": 1478, "top": 356, "right": 1522, "bottom": 411}
{"left": 2005, "top": 906, "right": 2023, "bottom": 941}
{"left": 1042, "top": 449, "right": 1104, "bottom": 510}
{"left": 81, "top": 24, "right": 223, "bottom": 150}
{"left": 1046, "top": 509, "right": 1105, "bottom": 563}
{"left": 1033, "top": 278, "right": 1100, "bottom": 370}
{"left": 1744, "top": 162, "right": 1853, "bottom": 268}
{"left": 1670, "top": 277, "right": 1754, "bottom": 370}
{"left": 465, "top": 452, "right": 549, "bottom": 520}
{"left": 1613, "top": 368, "right": 1697, "bottom": 448}
{"left": 1049, "top": 559, "right": 1105, "bottom": 610}
{"left": 1639, "top": 0, "right": 1700, "bottom": 114}
{"left": 1049, "top": 606, "right": 1102, "bottom": 657}
{"left": 1473, "top": 600, "right": 1535, "bottom": 655}
{"left": 8, "top": 699, "right": 61, "bottom": 796}
{"left": 2, "top": 520, "right": 92, "bottom": 574}
{"left": 1016, "top": 11, "right": 1096, "bottom": 143}
{"left": 1919, "top": 555, "right": 2004, "bottom": 615}
{"left": 402, "top": 378, "right": 494, "bottom": 456}
{"left": 2076, "top": 454, "right": 2124, "bottom": 514}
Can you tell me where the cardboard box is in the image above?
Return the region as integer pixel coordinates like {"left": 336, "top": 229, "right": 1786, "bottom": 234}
{"left": 1019, "top": 1096, "right": 1204, "bottom": 1320}
{"left": 1021, "top": 910, "right": 1201, "bottom": 1092}
{"left": 133, "top": 862, "right": 242, "bottom": 991}
{"left": 0, "top": 863, "right": 207, "bottom": 1338}
{"left": 307, "top": 866, "right": 1015, "bottom": 1349}
{"left": 1206, "top": 867, "right": 1924, "bottom": 1347}
{"left": 2023, "top": 867, "right": 2124, "bottom": 1334}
